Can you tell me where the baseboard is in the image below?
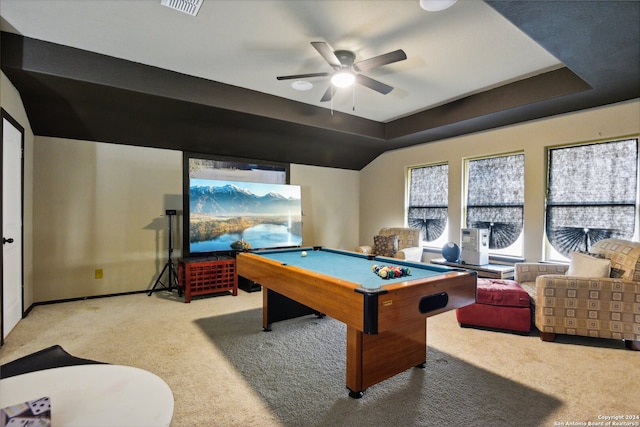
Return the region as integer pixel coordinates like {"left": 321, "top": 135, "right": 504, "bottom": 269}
{"left": 26, "top": 290, "right": 150, "bottom": 316}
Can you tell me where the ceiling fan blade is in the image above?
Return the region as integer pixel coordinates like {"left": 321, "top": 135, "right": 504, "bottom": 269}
{"left": 277, "top": 72, "right": 330, "bottom": 80}
{"left": 355, "top": 74, "right": 394, "bottom": 95}
{"left": 353, "top": 49, "right": 407, "bottom": 72}
{"left": 320, "top": 85, "right": 334, "bottom": 102}
{"left": 311, "top": 41, "right": 342, "bottom": 69}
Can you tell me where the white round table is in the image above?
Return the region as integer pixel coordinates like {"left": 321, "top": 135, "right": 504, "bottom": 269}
{"left": 0, "top": 364, "right": 174, "bottom": 427}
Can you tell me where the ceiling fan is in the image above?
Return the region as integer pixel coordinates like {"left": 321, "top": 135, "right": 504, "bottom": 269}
{"left": 277, "top": 41, "right": 407, "bottom": 102}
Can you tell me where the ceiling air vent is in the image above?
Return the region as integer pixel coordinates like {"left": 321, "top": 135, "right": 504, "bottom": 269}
{"left": 161, "top": 0, "right": 203, "bottom": 17}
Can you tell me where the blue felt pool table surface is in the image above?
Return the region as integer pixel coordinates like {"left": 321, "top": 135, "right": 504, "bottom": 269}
{"left": 254, "top": 247, "right": 454, "bottom": 290}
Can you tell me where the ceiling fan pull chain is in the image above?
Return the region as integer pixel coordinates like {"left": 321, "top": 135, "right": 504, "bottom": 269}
{"left": 352, "top": 84, "right": 356, "bottom": 111}
{"left": 331, "top": 85, "right": 334, "bottom": 115}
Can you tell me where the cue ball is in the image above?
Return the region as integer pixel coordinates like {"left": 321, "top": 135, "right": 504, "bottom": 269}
{"left": 301, "top": 251, "right": 307, "bottom": 257}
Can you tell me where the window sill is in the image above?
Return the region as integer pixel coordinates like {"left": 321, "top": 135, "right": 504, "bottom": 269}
{"left": 489, "top": 255, "right": 525, "bottom": 265}
{"left": 422, "top": 247, "right": 524, "bottom": 265}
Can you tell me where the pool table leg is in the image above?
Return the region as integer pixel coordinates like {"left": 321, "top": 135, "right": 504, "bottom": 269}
{"left": 348, "top": 389, "right": 365, "bottom": 399}
{"left": 345, "top": 319, "right": 427, "bottom": 398}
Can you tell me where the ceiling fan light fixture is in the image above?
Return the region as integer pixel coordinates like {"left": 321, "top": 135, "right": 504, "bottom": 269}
{"left": 291, "top": 80, "right": 313, "bottom": 91}
{"left": 331, "top": 71, "right": 355, "bottom": 88}
{"left": 419, "top": 0, "right": 457, "bottom": 12}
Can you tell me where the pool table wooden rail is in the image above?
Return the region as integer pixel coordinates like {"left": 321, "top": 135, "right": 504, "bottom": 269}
{"left": 237, "top": 251, "right": 476, "bottom": 334}
{"left": 237, "top": 251, "right": 367, "bottom": 330}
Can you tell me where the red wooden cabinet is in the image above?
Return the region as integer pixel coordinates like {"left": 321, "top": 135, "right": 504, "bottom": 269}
{"left": 178, "top": 257, "right": 238, "bottom": 303}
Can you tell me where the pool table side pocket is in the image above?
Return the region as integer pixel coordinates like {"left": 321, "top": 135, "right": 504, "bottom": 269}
{"left": 376, "top": 272, "right": 477, "bottom": 333}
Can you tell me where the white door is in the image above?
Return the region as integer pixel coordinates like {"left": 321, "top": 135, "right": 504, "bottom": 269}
{"left": 2, "top": 113, "right": 23, "bottom": 340}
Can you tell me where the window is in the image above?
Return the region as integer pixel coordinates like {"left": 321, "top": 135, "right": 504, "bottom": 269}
{"left": 545, "top": 138, "right": 638, "bottom": 261}
{"left": 465, "top": 153, "right": 524, "bottom": 257}
{"left": 407, "top": 163, "right": 448, "bottom": 248}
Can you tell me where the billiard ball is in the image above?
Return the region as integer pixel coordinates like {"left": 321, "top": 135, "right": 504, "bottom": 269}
{"left": 301, "top": 251, "right": 307, "bottom": 257}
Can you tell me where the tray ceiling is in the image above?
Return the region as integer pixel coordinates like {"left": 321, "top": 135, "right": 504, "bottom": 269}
{"left": 1, "top": 0, "right": 638, "bottom": 169}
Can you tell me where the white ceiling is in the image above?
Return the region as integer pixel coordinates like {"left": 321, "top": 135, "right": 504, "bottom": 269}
{"left": 0, "top": 0, "right": 562, "bottom": 123}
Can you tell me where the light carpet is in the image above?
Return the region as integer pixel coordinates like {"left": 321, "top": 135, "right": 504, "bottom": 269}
{"left": 1, "top": 290, "right": 638, "bottom": 426}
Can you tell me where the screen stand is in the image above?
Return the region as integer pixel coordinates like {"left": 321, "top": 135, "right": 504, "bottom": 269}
{"left": 148, "top": 211, "right": 182, "bottom": 297}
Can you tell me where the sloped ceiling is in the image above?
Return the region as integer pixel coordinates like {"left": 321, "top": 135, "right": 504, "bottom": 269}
{"left": 1, "top": 0, "right": 638, "bottom": 170}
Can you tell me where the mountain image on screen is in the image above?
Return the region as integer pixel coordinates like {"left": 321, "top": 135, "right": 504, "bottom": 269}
{"left": 191, "top": 184, "right": 299, "bottom": 215}
{"left": 189, "top": 180, "right": 303, "bottom": 253}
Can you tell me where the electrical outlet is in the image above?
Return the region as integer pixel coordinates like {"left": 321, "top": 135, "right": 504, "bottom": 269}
{"left": 95, "top": 269, "right": 103, "bottom": 279}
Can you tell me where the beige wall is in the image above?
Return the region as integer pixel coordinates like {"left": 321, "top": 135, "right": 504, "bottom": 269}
{"left": 291, "top": 164, "right": 359, "bottom": 249}
{"left": 1, "top": 72, "right": 35, "bottom": 308}
{"left": 29, "top": 140, "right": 360, "bottom": 302}
{"left": 33, "top": 138, "right": 183, "bottom": 301}
{"left": 360, "top": 99, "right": 640, "bottom": 263}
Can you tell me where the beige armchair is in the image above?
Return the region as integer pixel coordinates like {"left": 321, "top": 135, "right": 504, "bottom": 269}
{"left": 515, "top": 238, "right": 640, "bottom": 350}
{"left": 355, "top": 227, "right": 423, "bottom": 262}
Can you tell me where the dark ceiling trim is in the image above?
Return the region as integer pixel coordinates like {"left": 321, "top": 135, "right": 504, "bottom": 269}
{"left": 0, "top": 32, "right": 593, "bottom": 143}
{"left": 386, "top": 67, "right": 591, "bottom": 139}
{"left": 1, "top": 69, "right": 391, "bottom": 170}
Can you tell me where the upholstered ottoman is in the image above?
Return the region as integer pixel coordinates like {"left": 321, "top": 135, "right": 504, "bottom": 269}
{"left": 456, "top": 278, "right": 531, "bottom": 333}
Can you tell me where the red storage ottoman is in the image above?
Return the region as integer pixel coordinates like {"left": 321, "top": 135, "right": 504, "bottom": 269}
{"left": 456, "top": 278, "right": 531, "bottom": 333}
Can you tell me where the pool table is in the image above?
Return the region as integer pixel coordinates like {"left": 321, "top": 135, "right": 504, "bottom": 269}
{"left": 236, "top": 246, "right": 477, "bottom": 398}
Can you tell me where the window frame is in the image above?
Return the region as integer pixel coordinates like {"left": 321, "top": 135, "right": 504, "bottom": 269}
{"left": 406, "top": 162, "right": 449, "bottom": 249}
{"left": 543, "top": 137, "right": 639, "bottom": 262}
